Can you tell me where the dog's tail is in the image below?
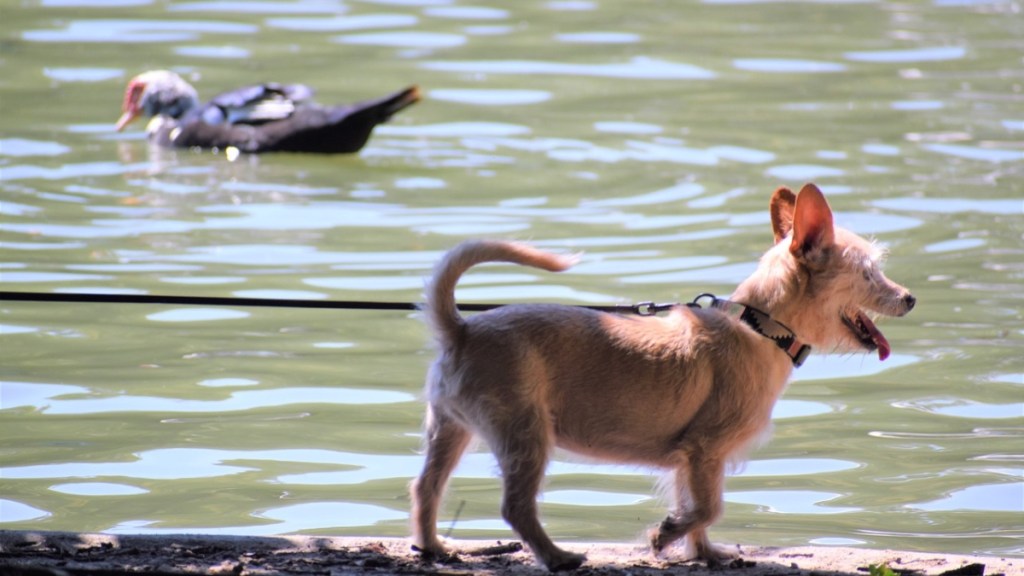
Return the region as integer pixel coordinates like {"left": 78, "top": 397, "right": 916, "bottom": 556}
{"left": 425, "top": 240, "right": 579, "bottom": 348}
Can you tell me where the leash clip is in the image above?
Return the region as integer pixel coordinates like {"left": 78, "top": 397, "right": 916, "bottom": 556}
{"left": 689, "top": 293, "right": 718, "bottom": 309}
{"left": 632, "top": 301, "right": 676, "bottom": 316}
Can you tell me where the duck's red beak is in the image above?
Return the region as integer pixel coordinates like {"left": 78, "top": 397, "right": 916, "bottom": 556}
{"left": 115, "top": 108, "right": 140, "bottom": 131}
{"left": 115, "top": 79, "right": 146, "bottom": 131}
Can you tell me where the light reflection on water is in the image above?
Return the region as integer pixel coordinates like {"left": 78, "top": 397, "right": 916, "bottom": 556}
{"left": 266, "top": 14, "right": 419, "bottom": 32}
{"left": 51, "top": 482, "right": 150, "bottom": 496}
{"left": 843, "top": 46, "right": 967, "bottom": 63}
{"left": 335, "top": 30, "right": 467, "bottom": 48}
{"left": 22, "top": 19, "right": 259, "bottom": 43}
{"left": 421, "top": 57, "right": 717, "bottom": 80}
{"left": 893, "top": 398, "right": 1024, "bottom": 420}
{"left": 733, "top": 59, "right": 847, "bottom": 73}
{"left": 429, "top": 89, "right": 552, "bottom": 106}
{"left": 2, "top": 0, "right": 1022, "bottom": 558}
{"left": 726, "top": 490, "right": 858, "bottom": 515}
{"left": 0, "top": 381, "right": 414, "bottom": 415}
{"left": 0, "top": 500, "right": 51, "bottom": 523}
{"left": 107, "top": 502, "right": 408, "bottom": 536}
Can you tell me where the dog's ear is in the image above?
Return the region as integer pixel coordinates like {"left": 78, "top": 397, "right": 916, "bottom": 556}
{"left": 770, "top": 186, "right": 797, "bottom": 243}
{"left": 790, "top": 183, "right": 835, "bottom": 261}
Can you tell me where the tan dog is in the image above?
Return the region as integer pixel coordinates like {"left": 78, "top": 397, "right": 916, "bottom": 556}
{"left": 411, "top": 184, "right": 915, "bottom": 571}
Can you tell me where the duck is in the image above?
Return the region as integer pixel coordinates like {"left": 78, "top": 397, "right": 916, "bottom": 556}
{"left": 115, "top": 70, "right": 420, "bottom": 154}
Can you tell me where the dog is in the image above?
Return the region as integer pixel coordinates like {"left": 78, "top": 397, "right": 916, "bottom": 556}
{"left": 410, "top": 183, "right": 916, "bottom": 571}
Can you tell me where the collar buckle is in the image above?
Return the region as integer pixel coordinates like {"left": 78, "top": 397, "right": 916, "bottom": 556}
{"left": 791, "top": 343, "right": 812, "bottom": 368}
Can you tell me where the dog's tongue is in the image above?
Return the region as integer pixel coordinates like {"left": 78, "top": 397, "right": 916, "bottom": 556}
{"left": 858, "top": 312, "right": 891, "bottom": 361}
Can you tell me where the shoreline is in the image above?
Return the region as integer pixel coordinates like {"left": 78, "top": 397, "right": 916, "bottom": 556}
{"left": 1, "top": 530, "right": 1020, "bottom": 575}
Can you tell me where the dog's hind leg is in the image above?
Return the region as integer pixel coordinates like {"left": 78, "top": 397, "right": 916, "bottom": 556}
{"left": 411, "top": 407, "right": 472, "bottom": 558}
{"left": 650, "top": 452, "right": 735, "bottom": 564}
{"left": 490, "top": 412, "right": 586, "bottom": 572}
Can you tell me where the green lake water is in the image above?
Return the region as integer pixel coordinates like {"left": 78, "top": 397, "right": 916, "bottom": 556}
{"left": 1, "top": 0, "right": 1022, "bottom": 558}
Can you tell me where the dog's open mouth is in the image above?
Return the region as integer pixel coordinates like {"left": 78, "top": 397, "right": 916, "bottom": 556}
{"left": 842, "top": 310, "right": 891, "bottom": 361}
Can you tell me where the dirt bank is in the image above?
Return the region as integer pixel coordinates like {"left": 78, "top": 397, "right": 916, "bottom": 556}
{"left": 1, "top": 531, "right": 1019, "bottom": 576}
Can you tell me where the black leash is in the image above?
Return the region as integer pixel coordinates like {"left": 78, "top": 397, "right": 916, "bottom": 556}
{"left": 0, "top": 291, "right": 679, "bottom": 316}
{"left": 1, "top": 291, "right": 811, "bottom": 366}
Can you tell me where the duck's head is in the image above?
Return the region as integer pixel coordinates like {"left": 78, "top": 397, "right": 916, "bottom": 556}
{"left": 116, "top": 70, "right": 200, "bottom": 131}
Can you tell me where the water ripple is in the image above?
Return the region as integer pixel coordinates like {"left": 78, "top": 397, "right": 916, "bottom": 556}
{"left": 543, "top": 490, "right": 650, "bottom": 506}
{"left": 335, "top": 31, "right": 467, "bottom": 48}
{"left": 422, "top": 57, "right": 716, "bottom": 80}
{"left": 423, "top": 6, "right": 509, "bottom": 19}
{"left": 17, "top": 385, "right": 412, "bottom": 415}
{"left": 0, "top": 201, "right": 41, "bottom": 216}
{"left": 582, "top": 183, "right": 704, "bottom": 207}
{"left": 267, "top": 13, "right": 417, "bottom": 31}
{"left": 174, "top": 45, "right": 251, "bottom": 59}
{"left": 376, "top": 122, "right": 530, "bottom": 137}
{"left": 925, "top": 238, "right": 987, "bottom": 253}
{"left": 451, "top": 136, "right": 778, "bottom": 167}
{"left": 873, "top": 197, "right": 1022, "bottom": 214}
{"left": 833, "top": 212, "right": 922, "bottom": 234}
{"left": 892, "top": 100, "right": 944, "bottom": 111}
{"left": 429, "top": 88, "right": 551, "bottom": 106}
{"left": 232, "top": 289, "right": 328, "bottom": 300}
{"left": 2, "top": 382, "right": 91, "bottom": 410}
{"left": 3, "top": 161, "right": 150, "bottom": 181}
{"left": 0, "top": 139, "right": 71, "bottom": 157}
{"left": 23, "top": 19, "right": 257, "bottom": 43}
{"left": 0, "top": 324, "right": 39, "bottom": 335}
{"left": 555, "top": 32, "right": 640, "bottom": 44}
{"left": 734, "top": 59, "right": 846, "bottom": 73}
{"left": 765, "top": 164, "right": 845, "bottom": 180}
{"left": 773, "top": 399, "right": 834, "bottom": 419}
{"left": 794, "top": 353, "right": 919, "bottom": 381}
{"left": 163, "top": 245, "right": 439, "bottom": 268}
{"left": 169, "top": 0, "right": 346, "bottom": 14}
{"left": 146, "top": 308, "right": 251, "bottom": 322}
{"left": 546, "top": 1, "right": 597, "bottom": 10}
{"left": 844, "top": 46, "right": 966, "bottom": 63}
{"left": 726, "top": 490, "right": 859, "bottom": 514}
{"left": 1, "top": 271, "right": 112, "bottom": 283}
{"left": 911, "top": 482, "right": 1023, "bottom": 512}
{"left": 893, "top": 398, "right": 1024, "bottom": 420}
{"left": 593, "top": 121, "right": 662, "bottom": 135}
{"left": 107, "top": 501, "right": 406, "bottom": 535}
{"left": 571, "top": 255, "right": 726, "bottom": 276}
{"left": 51, "top": 483, "right": 149, "bottom": 496}
{"left": 198, "top": 378, "right": 260, "bottom": 388}
{"left": 738, "top": 458, "right": 859, "bottom": 477}
{"left": 921, "top": 143, "right": 1024, "bottom": 163}
{"left": 453, "top": 284, "right": 615, "bottom": 304}
{"left": 0, "top": 500, "right": 50, "bottom": 522}
{"left": 621, "top": 261, "right": 757, "bottom": 285}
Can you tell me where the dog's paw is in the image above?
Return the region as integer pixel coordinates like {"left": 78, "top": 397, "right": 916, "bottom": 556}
{"left": 411, "top": 541, "right": 459, "bottom": 563}
{"left": 544, "top": 550, "right": 586, "bottom": 572}
{"left": 695, "top": 541, "right": 738, "bottom": 567}
{"left": 648, "top": 518, "right": 684, "bottom": 555}
{"left": 648, "top": 529, "right": 666, "bottom": 556}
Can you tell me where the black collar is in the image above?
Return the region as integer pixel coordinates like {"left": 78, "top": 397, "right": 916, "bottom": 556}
{"left": 690, "top": 293, "right": 811, "bottom": 367}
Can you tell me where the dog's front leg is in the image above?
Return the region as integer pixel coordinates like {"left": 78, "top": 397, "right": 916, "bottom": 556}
{"left": 650, "top": 454, "right": 735, "bottom": 564}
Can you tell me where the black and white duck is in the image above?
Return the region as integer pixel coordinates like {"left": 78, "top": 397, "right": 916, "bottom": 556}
{"left": 115, "top": 70, "right": 420, "bottom": 154}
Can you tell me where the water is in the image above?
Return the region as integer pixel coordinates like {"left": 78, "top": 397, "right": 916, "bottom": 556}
{"left": 1, "top": 0, "right": 1022, "bottom": 559}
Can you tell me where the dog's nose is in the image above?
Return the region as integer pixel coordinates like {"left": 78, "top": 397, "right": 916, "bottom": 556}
{"left": 903, "top": 293, "right": 916, "bottom": 311}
